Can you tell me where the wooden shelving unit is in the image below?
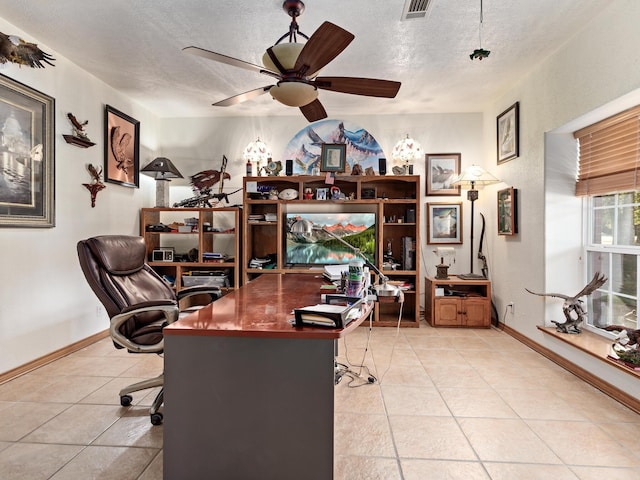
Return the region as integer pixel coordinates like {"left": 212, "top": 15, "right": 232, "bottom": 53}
{"left": 242, "top": 175, "right": 420, "bottom": 327}
{"left": 140, "top": 207, "right": 240, "bottom": 295}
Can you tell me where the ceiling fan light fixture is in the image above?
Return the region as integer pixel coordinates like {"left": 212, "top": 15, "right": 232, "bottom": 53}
{"left": 263, "top": 43, "right": 303, "bottom": 72}
{"left": 269, "top": 81, "right": 318, "bottom": 107}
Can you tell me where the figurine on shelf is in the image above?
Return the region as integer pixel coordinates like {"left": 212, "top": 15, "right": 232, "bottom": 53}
{"left": 83, "top": 164, "right": 105, "bottom": 208}
{"left": 304, "top": 187, "right": 314, "bottom": 200}
{"left": 63, "top": 113, "right": 95, "bottom": 147}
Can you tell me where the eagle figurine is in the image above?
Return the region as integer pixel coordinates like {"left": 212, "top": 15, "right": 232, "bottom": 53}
{"left": 190, "top": 170, "right": 231, "bottom": 192}
{"left": 526, "top": 272, "right": 607, "bottom": 333}
{"left": 0, "top": 31, "right": 55, "bottom": 68}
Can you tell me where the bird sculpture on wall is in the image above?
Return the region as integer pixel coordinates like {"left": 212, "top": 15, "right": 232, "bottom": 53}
{"left": 67, "top": 113, "right": 90, "bottom": 140}
{"left": 83, "top": 164, "right": 106, "bottom": 208}
{"left": 0, "top": 31, "right": 55, "bottom": 68}
{"left": 526, "top": 272, "right": 607, "bottom": 333}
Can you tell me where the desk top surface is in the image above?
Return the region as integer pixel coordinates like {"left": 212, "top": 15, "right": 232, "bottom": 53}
{"left": 164, "top": 274, "right": 371, "bottom": 339}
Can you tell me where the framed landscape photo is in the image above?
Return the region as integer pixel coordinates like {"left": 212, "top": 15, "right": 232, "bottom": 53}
{"left": 497, "top": 102, "right": 519, "bottom": 164}
{"left": 425, "top": 153, "right": 461, "bottom": 196}
{"left": 320, "top": 143, "right": 346, "bottom": 173}
{"left": 427, "top": 202, "right": 462, "bottom": 244}
{"left": 104, "top": 105, "right": 140, "bottom": 187}
{"left": 497, "top": 187, "right": 518, "bottom": 235}
{"left": 0, "top": 74, "right": 55, "bottom": 227}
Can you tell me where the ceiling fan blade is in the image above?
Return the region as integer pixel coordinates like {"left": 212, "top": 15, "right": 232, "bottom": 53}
{"left": 183, "top": 46, "right": 280, "bottom": 79}
{"left": 294, "top": 22, "right": 354, "bottom": 76}
{"left": 300, "top": 99, "right": 327, "bottom": 122}
{"left": 314, "top": 77, "right": 401, "bottom": 98}
{"left": 213, "top": 86, "right": 273, "bottom": 107}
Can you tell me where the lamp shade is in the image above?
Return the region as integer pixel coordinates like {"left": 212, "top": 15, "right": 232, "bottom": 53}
{"left": 451, "top": 164, "right": 499, "bottom": 187}
{"left": 391, "top": 134, "right": 423, "bottom": 163}
{"left": 141, "top": 157, "right": 183, "bottom": 180}
{"left": 243, "top": 138, "right": 271, "bottom": 163}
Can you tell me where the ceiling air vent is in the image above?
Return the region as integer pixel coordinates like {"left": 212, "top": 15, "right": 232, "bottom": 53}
{"left": 402, "top": 0, "right": 434, "bottom": 20}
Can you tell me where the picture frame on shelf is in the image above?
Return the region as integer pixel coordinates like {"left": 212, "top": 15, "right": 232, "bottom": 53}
{"left": 425, "top": 153, "right": 461, "bottom": 196}
{"left": 104, "top": 105, "right": 140, "bottom": 187}
{"left": 320, "top": 143, "right": 346, "bottom": 172}
{"left": 497, "top": 101, "right": 519, "bottom": 164}
{"left": 426, "top": 202, "right": 462, "bottom": 244}
{"left": 497, "top": 187, "right": 518, "bottom": 235}
{"left": 0, "top": 74, "right": 55, "bottom": 227}
{"left": 315, "top": 187, "right": 328, "bottom": 200}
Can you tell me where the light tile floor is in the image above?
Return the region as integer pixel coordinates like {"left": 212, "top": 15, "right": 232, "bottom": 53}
{"left": 0, "top": 322, "right": 639, "bottom": 479}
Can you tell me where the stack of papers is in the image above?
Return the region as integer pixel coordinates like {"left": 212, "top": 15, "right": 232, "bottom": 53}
{"left": 323, "top": 264, "right": 349, "bottom": 281}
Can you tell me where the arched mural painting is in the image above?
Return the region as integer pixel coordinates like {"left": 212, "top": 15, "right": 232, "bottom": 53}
{"left": 282, "top": 119, "right": 385, "bottom": 175}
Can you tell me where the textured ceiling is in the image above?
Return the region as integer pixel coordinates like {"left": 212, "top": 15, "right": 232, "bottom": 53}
{"left": 0, "top": 0, "right": 610, "bottom": 118}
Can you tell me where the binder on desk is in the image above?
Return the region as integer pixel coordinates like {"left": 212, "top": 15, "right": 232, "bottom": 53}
{"left": 294, "top": 297, "right": 364, "bottom": 328}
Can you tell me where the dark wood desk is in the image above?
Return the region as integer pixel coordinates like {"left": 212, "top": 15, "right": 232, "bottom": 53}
{"left": 163, "top": 274, "right": 371, "bottom": 480}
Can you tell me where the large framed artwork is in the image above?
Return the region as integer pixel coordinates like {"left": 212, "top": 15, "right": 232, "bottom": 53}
{"left": 426, "top": 202, "right": 462, "bottom": 244}
{"left": 104, "top": 105, "right": 139, "bottom": 187}
{"left": 0, "top": 74, "right": 55, "bottom": 227}
{"left": 425, "top": 153, "right": 461, "bottom": 196}
{"left": 497, "top": 187, "right": 518, "bottom": 235}
{"left": 497, "top": 101, "right": 519, "bottom": 164}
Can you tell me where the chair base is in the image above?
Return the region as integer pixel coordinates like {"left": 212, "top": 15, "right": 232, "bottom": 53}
{"left": 119, "top": 373, "right": 164, "bottom": 424}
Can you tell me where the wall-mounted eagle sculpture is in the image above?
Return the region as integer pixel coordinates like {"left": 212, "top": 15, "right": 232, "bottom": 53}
{"left": 0, "top": 31, "right": 55, "bottom": 68}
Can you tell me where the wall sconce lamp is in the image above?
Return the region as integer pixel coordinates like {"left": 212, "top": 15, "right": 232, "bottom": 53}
{"left": 243, "top": 137, "right": 271, "bottom": 176}
{"left": 451, "top": 164, "right": 499, "bottom": 279}
{"left": 391, "top": 134, "right": 423, "bottom": 174}
{"left": 141, "top": 157, "right": 184, "bottom": 207}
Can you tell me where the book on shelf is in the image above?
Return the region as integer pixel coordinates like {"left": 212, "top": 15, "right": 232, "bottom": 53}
{"left": 402, "top": 236, "right": 416, "bottom": 271}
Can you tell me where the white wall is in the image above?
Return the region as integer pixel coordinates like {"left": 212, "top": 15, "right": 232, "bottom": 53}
{"left": 483, "top": 0, "right": 640, "bottom": 398}
{"left": 0, "top": 17, "right": 159, "bottom": 373}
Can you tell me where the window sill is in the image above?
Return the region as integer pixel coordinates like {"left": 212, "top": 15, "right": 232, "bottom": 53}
{"left": 538, "top": 326, "right": 640, "bottom": 379}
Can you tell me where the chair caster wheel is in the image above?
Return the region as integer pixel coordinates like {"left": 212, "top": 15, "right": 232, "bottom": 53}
{"left": 120, "top": 395, "right": 133, "bottom": 407}
{"left": 150, "top": 412, "right": 163, "bottom": 425}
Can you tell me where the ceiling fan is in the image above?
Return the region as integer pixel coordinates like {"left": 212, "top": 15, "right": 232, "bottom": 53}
{"left": 183, "top": 0, "right": 401, "bottom": 122}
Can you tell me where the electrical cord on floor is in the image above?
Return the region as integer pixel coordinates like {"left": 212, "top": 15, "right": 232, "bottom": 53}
{"left": 376, "top": 298, "right": 404, "bottom": 385}
{"left": 336, "top": 309, "right": 376, "bottom": 387}
{"left": 336, "top": 293, "right": 406, "bottom": 387}
{"left": 499, "top": 304, "right": 509, "bottom": 331}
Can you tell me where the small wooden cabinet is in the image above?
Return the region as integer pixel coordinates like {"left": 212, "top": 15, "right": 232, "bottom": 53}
{"left": 425, "top": 276, "right": 491, "bottom": 328}
{"left": 140, "top": 207, "right": 240, "bottom": 295}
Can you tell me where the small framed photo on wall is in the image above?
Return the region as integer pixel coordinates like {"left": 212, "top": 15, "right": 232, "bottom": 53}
{"left": 427, "top": 202, "right": 463, "bottom": 244}
{"left": 497, "top": 102, "right": 519, "bottom": 164}
{"left": 425, "top": 153, "right": 461, "bottom": 196}
{"left": 497, "top": 187, "right": 518, "bottom": 235}
{"left": 320, "top": 143, "right": 346, "bottom": 172}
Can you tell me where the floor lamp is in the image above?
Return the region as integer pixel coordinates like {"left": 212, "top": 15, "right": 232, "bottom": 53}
{"left": 451, "top": 165, "right": 499, "bottom": 279}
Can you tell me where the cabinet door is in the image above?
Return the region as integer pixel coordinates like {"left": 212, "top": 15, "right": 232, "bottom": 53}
{"left": 463, "top": 298, "right": 489, "bottom": 327}
{"left": 435, "top": 298, "right": 463, "bottom": 326}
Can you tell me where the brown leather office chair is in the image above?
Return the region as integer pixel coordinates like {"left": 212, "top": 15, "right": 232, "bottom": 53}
{"left": 77, "top": 235, "right": 221, "bottom": 425}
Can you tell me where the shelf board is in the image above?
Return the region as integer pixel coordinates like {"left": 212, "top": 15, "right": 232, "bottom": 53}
{"left": 63, "top": 134, "right": 95, "bottom": 148}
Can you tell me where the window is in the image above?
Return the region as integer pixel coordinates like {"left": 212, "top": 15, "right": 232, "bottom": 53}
{"left": 586, "top": 192, "right": 639, "bottom": 331}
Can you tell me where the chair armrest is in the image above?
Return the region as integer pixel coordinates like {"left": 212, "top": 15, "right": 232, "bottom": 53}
{"left": 176, "top": 286, "right": 222, "bottom": 305}
{"left": 110, "top": 301, "right": 179, "bottom": 353}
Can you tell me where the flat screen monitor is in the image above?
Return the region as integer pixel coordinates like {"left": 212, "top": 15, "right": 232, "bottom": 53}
{"left": 285, "top": 212, "right": 376, "bottom": 266}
